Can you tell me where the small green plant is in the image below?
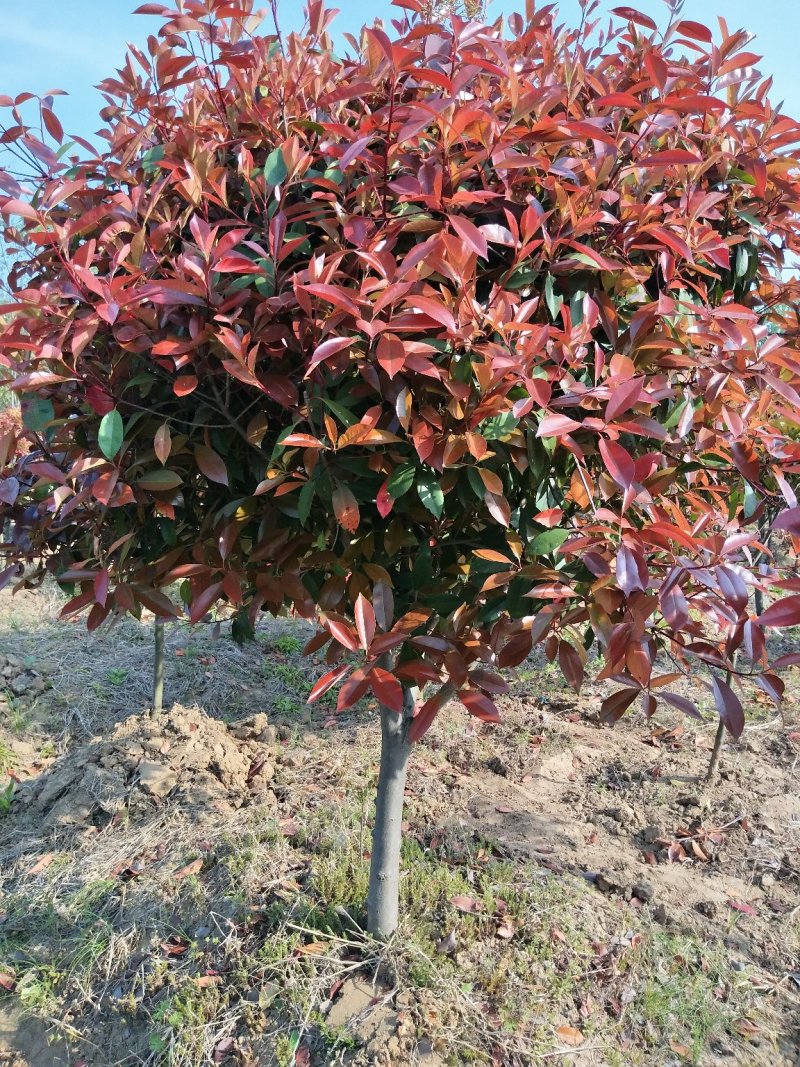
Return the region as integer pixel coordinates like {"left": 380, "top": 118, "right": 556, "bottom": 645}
{"left": 273, "top": 695, "right": 301, "bottom": 715}
{"left": 0, "top": 778, "right": 14, "bottom": 815}
{"left": 0, "top": 740, "right": 15, "bottom": 775}
{"left": 105, "top": 668, "right": 129, "bottom": 685}
{"left": 272, "top": 634, "right": 302, "bottom": 656}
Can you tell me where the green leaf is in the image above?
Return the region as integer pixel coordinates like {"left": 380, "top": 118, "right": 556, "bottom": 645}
{"left": 386, "top": 463, "right": 415, "bottom": 500}
{"left": 743, "top": 482, "right": 760, "bottom": 519}
{"left": 467, "top": 467, "right": 485, "bottom": 501}
{"left": 141, "top": 145, "right": 165, "bottom": 174}
{"left": 138, "top": 469, "right": 183, "bottom": 491}
{"left": 298, "top": 479, "right": 316, "bottom": 526}
{"left": 417, "top": 476, "right": 444, "bottom": 518}
{"left": 481, "top": 412, "right": 518, "bottom": 441}
{"left": 530, "top": 528, "right": 570, "bottom": 555}
{"left": 264, "top": 147, "right": 288, "bottom": 187}
{"left": 98, "top": 409, "right": 124, "bottom": 460}
{"left": 544, "top": 274, "right": 561, "bottom": 319}
{"left": 729, "top": 167, "right": 756, "bottom": 186}
{"left": 321, "top": 397, "right": 358, "bottom": 427}
{"left": 22, "top": 397, "right": 54, "bottom": 433}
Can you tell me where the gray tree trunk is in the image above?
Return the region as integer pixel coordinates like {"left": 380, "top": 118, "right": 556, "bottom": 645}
{"left": 153, "top": 621, "right": 165, "bottom": 713}
{"left": 706, "top": 717, "right": 725, "bottom": 783}
{"left": 366, "top": 685, "right": 414, "bottom": 937}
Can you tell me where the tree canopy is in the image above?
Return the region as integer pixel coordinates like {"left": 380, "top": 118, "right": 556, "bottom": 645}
{"left": 1, "top": 0, "right": 800, "bottom": 740}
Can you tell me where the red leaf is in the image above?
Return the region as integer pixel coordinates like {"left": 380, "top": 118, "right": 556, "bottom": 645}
{"left": 605, "top": 377, "right": 643, "bottom": 422}
{"left": 711, "top": 676, "right": 744, "bottom": 739}
{"left": 675, "top": 19, "right": 713, "bottom": 42}
{"left": 327, "top": 618, "right": 360, "bottom": 652}
{"left": 661, "top": 692, "right": 703, "bottom": 720}
{"left": 174, "top": 375, "right": 198, "bottom": 396}
{"left": 370, "top": 667, "right": 405, "bottom": 712}
{"left": 484, "top": 491, "right": 510, "bottom": 527}
{"left": 449, "top": 215, "right": 488, "bottom": 258}
{"left": 600, "top": 438, "right": 635, "bottom": 489}
{"left": 354, "top": 593, "right": 376, "bottom": 650}
{"left": 306, "top": 336, "right": 352, "bottom": 376}
{"left": 450, "top": 895, "right": 483, "bottom": 913}
{"left": 307, "top": 664, "right": 351, "bottom": 702}
{"left": 600, "top": 688, "right": 639, "bottom": 724}
{"left": 537, "top": 414, "right": 582, "bottom": 437}
{"left": 759, "top": 594, "right": 800, "bottom": 628}
{"left": 636, "top": 150, "right": 702, "bottom": 167}
{"left": 376, "top": 480, "right": 393, "bottom": 518}
{"left": 459, "top": 689, "right": 501, "bottom": 723}
{"left": 282, "top": 433, "right": 325, "bottom": 449}
{"left": 376, "top": 333, "right": 406, "bottom": 378}
{"left": 154, "top": 423, "right": 171, "bottom": 465}
{"left": 558, "top": 641, "right": 584, "bottom": 692}
{"left": 407, "top": 295, "right": 456, "bottom": 333}
{"left": 408, "top": 685, "right": 451, "bottom": 743}
{"left": 189, "top": 580, "right": 224, "bottom": 623}
{"left": 611, "top": 6, "right": 657, "bottom": 30}
{"left": 372, "top": 581, "right": 394, "bottom": 631}
{"left": 772, "top": 508, "right": 800, "bottom": 535}
{"left": 174, "top": 858, "right": 203, "bottom": 879}
{"left": 332, "top": 485, "right": 360, "bottom": 533}
{"left": 194, "top": 445, "right": 228, "bottom": 486}
{"left": 728, "top": 899, "right": 757, "bottom": 916}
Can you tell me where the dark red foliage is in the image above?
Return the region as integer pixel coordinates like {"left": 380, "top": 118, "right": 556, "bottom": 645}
{"left": 1, "top": 0, "right": 799, "bottom": 739}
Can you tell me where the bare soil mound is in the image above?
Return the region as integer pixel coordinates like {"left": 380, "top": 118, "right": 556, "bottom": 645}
{"left": 11, "top": 705, "right": 278, "bottom": 831}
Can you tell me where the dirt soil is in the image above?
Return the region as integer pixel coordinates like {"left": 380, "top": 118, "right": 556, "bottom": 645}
{"left": 0, "top": 586, "right": 799, "bottom": 1066}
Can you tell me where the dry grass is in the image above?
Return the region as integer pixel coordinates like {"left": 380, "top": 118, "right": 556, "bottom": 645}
{"left": 0, "top": 584, "right": 314, "bottom": 741}
{"left": 0, "top": 585, "right": 799, "bottom": 1066}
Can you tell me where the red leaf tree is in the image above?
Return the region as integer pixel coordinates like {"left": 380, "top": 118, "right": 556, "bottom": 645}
{"left": 1, "top": 0, "right": 799, "bottom": 934}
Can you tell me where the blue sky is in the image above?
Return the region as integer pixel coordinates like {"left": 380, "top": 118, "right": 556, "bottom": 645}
{"left": 0, "top": 1, "right": 798, "bottom": 143}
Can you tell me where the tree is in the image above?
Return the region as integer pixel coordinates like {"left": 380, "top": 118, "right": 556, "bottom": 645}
{"left": 1, "top": 0, "right": 800, "bottom": 935}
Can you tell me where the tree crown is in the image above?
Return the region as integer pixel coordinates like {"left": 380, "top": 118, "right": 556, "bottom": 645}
{"left": 1, "top": 0, "right": 800, "bottom": 735}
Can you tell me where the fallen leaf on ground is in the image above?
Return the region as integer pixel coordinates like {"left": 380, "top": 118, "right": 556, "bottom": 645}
{"left": 556, "top": 1025, "right": 585, "bottom": 1046}
{"left": 26, "top": 853, "right": 54, "bottom": 876}
{"left": 0, "top": 972, "right": 16, "bottom": 991}
{"left": 295, "top": 942, "right": 327, "bottom": 956}
{"left": 161, "top": 938, "right": 189, "bottom": 956}
{"left": 728, "top": 900, "right": 757, "bottom": 916}
{"left": 450, "top": 895, "right": 483, "bottom": 913}
{"left": 436, "top": 929, "right": 457, "bottom": 954}
{"left": 174, "top": 858, "right": 203, "bottom": 879}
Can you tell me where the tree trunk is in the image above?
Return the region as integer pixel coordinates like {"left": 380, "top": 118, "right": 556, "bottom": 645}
{"left": 706, "top": 717, "right": 725, "bottom": 783}
{"left": 153, "top": 620, "right": 165, "bottom": 713}
{"left": 366, "top": 686, "right": 414, "bottom": 938}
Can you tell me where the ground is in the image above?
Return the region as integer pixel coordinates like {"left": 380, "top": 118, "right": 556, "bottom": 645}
{"left": 0, "top": 585, "right": 798, "bottom": 1067}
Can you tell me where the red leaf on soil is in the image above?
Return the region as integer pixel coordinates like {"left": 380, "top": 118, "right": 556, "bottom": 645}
{"left": 174, "top": 858, "right": 203, "bottom": 879}
{"left": 450, "top": 895, "right": 483, "bottom": 913}
{"left": 555, "top": 1025, "right": 585, "bottom": 1047}
{"left": 26, "top": 853, "right": 54, "bottom": 876}
{"left": 728, "top": 900, "right": 757, "bottom": 916}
